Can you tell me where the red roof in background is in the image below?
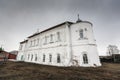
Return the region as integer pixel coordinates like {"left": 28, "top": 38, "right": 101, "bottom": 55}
{"left": 0, "top": 50, "right": 16, "bottom": 59}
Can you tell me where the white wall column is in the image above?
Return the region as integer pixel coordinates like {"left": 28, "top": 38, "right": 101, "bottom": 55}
{"left": 65, "top": 22, "right": 72, "bottom": 66}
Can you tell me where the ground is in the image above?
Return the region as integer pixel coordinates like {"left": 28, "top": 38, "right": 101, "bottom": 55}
{"left": 0, "top": 61, "right": 120, "bottom": 80}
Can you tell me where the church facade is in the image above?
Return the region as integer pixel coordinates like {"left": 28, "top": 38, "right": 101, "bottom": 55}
{"left": 17, "top": 19, "right": 101, "bottom": 67}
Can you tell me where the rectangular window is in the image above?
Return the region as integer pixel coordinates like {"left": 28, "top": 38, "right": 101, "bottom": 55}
{"left": 50, "top": 34, "right": 53, "bottom": 43}
{"left": 57, "top": 32, "right": 61, "bottom": 41}
{"left": 30, "top": 41, "right": 32, "bottom": 47}
{"left": 34, "top": 40, "right": 36, "bottom": 46}
{"left": 44, "top": 36, "right": 47, "bottom": 45}
{"left": 37, "top": 39, "right": 39, "bottom": 46}
{"left": 31, "top": 41, "right": 33, "bottom": 47}
{"left": 19, "top": 45, "right": 23, "bottom": 50}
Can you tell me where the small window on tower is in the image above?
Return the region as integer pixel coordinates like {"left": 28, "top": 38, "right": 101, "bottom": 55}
{"left": 79, "top": 29, "right": 84, "bottom": 39}
{"left": 85, "top": 28, "right": 87, "bottom": 31}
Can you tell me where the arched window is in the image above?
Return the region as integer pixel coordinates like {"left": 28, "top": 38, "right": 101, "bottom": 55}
{"left": 28, "top": 54, "right": 30, "bottom": 60}
{"left": 35, "top": 54, "right": 37, "bottom": 61}
{"left": 49, "top": 54, "right": 52, "bottom": 62}
{"left": 31, "top": 54, "right": 33, "bottom": 61}
{"left": 43, "top": 54, "right": 45, "bottom": 62}
{"left": 83, "top": 54, "right": 88, "bottom": 64}
{"left": 19, "top": 45, "right": 23, "bottom": 50}
{"left": 57, "top": 54, "right": 61, "bottom": 63}
{"left": 21, "top": 55, "right": 24, "bottom": 60}
{"left": 79, "top": 29, "right": 84, "bottom": 39}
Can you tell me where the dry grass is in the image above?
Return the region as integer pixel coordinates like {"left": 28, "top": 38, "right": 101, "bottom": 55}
{"left": 0, "top": 61, "right": 120, "bottom": 80}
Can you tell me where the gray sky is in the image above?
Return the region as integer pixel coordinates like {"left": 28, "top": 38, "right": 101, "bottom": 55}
{"left": 0, "top": 0, "right": 120, "bottom": 55}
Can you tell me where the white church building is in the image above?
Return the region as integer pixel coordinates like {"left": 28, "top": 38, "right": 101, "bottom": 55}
{"left": 17, "top": 17, "right": 101, "bottom": 67}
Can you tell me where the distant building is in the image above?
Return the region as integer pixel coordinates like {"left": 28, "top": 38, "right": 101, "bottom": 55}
{"left": 17, "top": 18, "right": 101, "bottom": 67}
{"left": 107, "top": 45, "right": 119, "bottom": 56}
{"left": 9, "top": 50, "right": 18, "bottom": 55}
{"left": 0, "top": 50, "right": 17, "bottom": 61}
{"left": 100, "top": 45, "right": 120, "bottom": 63}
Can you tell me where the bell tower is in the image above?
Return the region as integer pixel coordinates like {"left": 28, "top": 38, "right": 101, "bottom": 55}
{"left": 69, "top": 16, "right": 101, "bottom": 67}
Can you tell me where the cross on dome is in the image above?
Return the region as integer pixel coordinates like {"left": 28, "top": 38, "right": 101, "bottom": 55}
{"left": 76, "top": 14, "right": 82, "bottom": 23}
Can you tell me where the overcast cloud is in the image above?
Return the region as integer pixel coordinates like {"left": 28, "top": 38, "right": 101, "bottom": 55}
{"left": 0, "top": 0, "right": 120, "bottom": 55}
